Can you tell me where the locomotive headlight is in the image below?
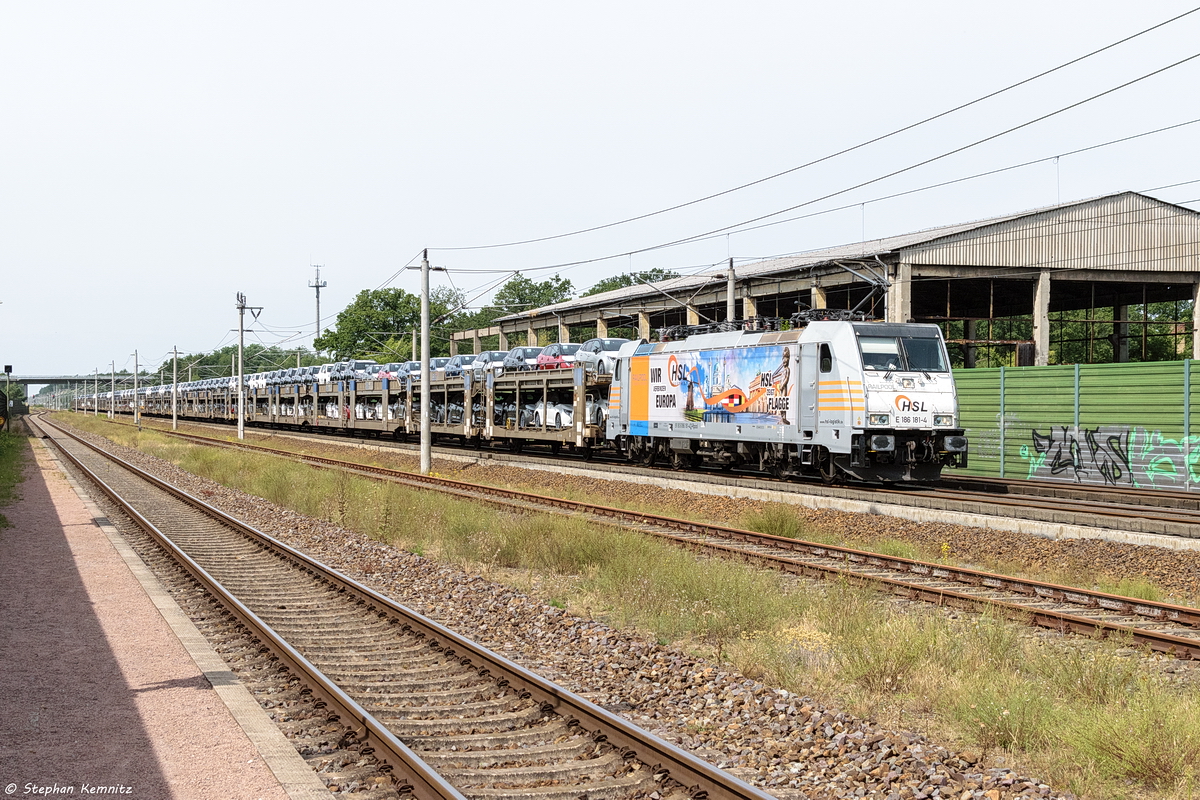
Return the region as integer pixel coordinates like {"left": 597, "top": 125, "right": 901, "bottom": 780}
{"left": 869, "top": 413, "right": 889, "bottom": 426}
{"left": 934, "top": 414, "right": 954, "bottom": 426}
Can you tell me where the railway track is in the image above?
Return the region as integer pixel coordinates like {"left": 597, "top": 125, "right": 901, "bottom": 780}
{"left": 32, "top": 415, "right": 778, "bottom": 800}
{"left": 104, "top": 412, "right": 1200, "bottom": 539}
{"left": 57, "top": 414, "right": 1200, "bottom": 660}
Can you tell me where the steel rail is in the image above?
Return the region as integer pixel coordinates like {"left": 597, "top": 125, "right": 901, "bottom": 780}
{"left": 123, "top": 420, "right": 1200, "bottom": 660}
{"left": 105, "top": 412, "right": 1200, "bottom": 529}
{"left": 941, "top": 474, "right": 1200, "bottom": 511}
{"left": 33, "top": 416, "right": 467, "bottom": 800}
{"left": 37, "top": 415, "right": 780, "bottom": 800}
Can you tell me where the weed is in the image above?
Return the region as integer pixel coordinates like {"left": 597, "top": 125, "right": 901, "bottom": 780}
{"left": 0, "top": 430, "right": 29, "bottom": 527}
{"left": 870, "top": 538, "right": 919, "bottom": 560}
{"left": 1033, "top": 642, "right": 1140, "bottom": 706}
{"left": 1098, "top": 577, "right": 1165, "bottom": 603}
{"left": 739, "top": 505, "right": 808, "bottom": 540}
{"left": 1062, "top": 686, "right": 1200, "bottom": 789}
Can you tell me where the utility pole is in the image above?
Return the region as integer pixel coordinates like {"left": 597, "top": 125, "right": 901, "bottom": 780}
{"left": 110, "top": 362, "right": 115, "bottom": 419}
{"left": 237, "top": 293, "right": 246, "bottom": 440}
{"left": 133, "top": 350, "right": 140, "bottom": 429}
{"left": 172, "top": 345, "right": 178, "bottom": 431}
{"left": 419, "top": 250, "right": 432, "bottom": 474}
{"left": 309, "top": 265, "right": 327, "bottom": 354}
{"left": 235, "top": 292, "right": 263, "bottom": 440}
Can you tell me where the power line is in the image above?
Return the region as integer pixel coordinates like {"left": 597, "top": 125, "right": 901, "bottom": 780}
{"left": 443, "top": 118, "right": 1199, "bottom": 269}
{"left": 625, "top": 50, "right": 1200, "bottom": 259}
{"left": 1143, "top": 178, "right": 1200, "bottom": 193}
{"left": 431, "top": 6, "right": 1200, "bottom": 252}
{"left": 437, "top": 49, "right": 1200, "bottom": 280}
{"left": 676, "top": 117, "right": 1200, "bottom": 248}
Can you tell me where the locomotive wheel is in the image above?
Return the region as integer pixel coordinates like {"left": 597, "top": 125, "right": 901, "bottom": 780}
{"left": 815, "top": 447, "right": 837, "bottom": 484}
{"left": 551, "top": 441, "right": 562, "bottom": 454}
{"left": 670, "top": 451, "right": 687, "bottom": 470}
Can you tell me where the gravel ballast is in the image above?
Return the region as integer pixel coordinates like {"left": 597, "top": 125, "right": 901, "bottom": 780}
{"left": 52, "top": 421, "right": 1103, "bottom": 800}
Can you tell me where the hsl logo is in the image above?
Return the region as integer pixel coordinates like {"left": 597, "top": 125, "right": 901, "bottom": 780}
{"left": 894, "top": 395, "right": 927, "bottom": 412}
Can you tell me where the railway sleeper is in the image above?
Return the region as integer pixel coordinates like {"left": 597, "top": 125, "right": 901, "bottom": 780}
{"left": 438, "top": 750, "right": 631, "bottom": 787}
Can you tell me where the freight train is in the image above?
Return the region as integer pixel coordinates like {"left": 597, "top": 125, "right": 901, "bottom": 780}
{"left": 79, "top": 311, "right": 968, "bottom": 483}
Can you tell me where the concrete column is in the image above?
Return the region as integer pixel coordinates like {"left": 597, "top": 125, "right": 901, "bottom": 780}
{"left": 811, "top": 285, "right": 828, "bottom": 310}
{"left": 1192, "top": 281, "right": 1200, "bottom": 360}
{"left": 965, "top": 320, "right": 979, "bottom": 369}
{"left": 499, "top": 331, "right": 509, "bottom": 350}
{"left": 527, "top": 325, "right": 538, "bottom": 346}
{"left": 596, "top": 316, "right": 608, "bottom": 337}
{"left": 638, "top": 312, "right": 651, "bottom": 341}
{"left": 1114, "top": 305, "right": 1129, "bottom": 363}
{"left": 886, "top": 262, "right": 912, "bottom": 323}
{"left": 471, "top": 331, "right": 482, "bottom": 355}
{"left": 726, "top": 266, "right": 736, "bottom": 322}
{"left": 686, "top": 306, "right": 700, "bottom": 325}
{"left": 743, "top": 293, "right": 757, "bottom": 320}
{"left": 1032, "top": 270, "right": 1051, "bottom": 366}
{"left": 558, "top": 320, "right": 569, "bottom": 343}
{"left": 449, "top": 339, "right": 459, "bottom": 356}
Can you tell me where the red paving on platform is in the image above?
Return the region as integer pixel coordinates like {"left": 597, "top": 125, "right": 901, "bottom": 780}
{"left": 0, "top": 434, "right": 304, "bottom": 799}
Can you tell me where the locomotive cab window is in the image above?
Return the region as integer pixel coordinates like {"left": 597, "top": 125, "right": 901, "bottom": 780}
{"left": 819, "top": 344, "right": 833, "bottom": 373}
{"left": 858, "top": 335, "right": 948, "bottom": 373}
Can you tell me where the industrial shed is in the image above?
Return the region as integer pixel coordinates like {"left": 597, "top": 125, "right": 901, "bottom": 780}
{"left": 476, "top": 191, "right": 1200, "bottom": 367}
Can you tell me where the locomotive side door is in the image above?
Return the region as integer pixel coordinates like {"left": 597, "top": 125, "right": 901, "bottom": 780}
{"left": 799, "top": 342, "right": 817, "bottom": 436}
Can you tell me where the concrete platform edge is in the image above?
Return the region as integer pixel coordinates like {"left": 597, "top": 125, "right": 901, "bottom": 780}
{"left": 33, "top": 436, "right": 333, "bottom": 800}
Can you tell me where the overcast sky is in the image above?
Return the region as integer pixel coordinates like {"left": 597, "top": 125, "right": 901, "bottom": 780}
{"left": 3, "top": 1, "right": 1199, "bottom": 381}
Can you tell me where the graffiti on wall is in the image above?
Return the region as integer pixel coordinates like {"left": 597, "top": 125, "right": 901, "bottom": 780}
{"left": 1018, "top": 424, "right": 1200, "bottom": 489}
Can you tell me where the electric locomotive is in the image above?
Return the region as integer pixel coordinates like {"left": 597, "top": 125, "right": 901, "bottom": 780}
{"left": 605, "top": 311, "right": 968, "bottom": 482}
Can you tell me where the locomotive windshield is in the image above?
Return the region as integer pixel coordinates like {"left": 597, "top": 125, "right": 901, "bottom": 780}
{"left": 858, "top": 335, "right": 948, "bottom": 372}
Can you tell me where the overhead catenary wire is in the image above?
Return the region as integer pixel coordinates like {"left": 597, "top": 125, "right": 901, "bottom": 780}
{"left": 430, "top": 6, "right": 1200, "bottom": 253}
{"left": 614, "top": 49, "right": 1200, "bottom": 263}
{"left": 690, "top": 117, "right": 1200, "bottom": 249}
{"left": 572, "top": 116, "right": 1200, "bottom": 263}
{"left": 431, "top": 68, "right": 1200, "bottom": 282}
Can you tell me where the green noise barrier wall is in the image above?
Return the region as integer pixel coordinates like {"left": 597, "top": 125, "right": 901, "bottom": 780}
{"left": 954, "top": 360, "right": 1200, "bottom": 491}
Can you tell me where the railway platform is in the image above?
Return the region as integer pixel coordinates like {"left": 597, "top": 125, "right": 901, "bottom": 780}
{"left": 0, "top": 434, "right": 330, "bottom": 799}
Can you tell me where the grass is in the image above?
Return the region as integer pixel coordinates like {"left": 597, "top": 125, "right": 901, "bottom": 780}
{"left": 56, "top": 412, "right": 1200, "bottom": 798}
{"left": 1097, "top": 577, "right": 1166, "bottom": 602}
{"left": 0, "top": 428, "right": 29, "bottom": 526}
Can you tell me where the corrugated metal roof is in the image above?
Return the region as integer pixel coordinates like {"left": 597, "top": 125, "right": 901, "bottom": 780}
{"left": 496, "top": 191, "right": 1200, "bottom": 322}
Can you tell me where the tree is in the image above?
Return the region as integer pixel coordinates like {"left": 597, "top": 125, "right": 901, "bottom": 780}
{"left": 440, "top": 274, "right": 575, "bottom": 352}
{"left": 582, "top": 269, "right": 680, "bottom": 297}
{"left": 492, "top": 274, "right": 574, "bottom": 315}
{"left": 315, "top": 286, "right": 463, "bottom": 360}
